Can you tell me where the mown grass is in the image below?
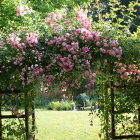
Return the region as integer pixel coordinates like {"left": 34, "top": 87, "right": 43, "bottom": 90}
{"left": 36, "top": 110, "right": 100, "bottom": 140}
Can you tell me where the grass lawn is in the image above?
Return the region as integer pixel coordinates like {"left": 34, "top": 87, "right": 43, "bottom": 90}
{"left": 36, "top": 110, "right": 100, "bottom": 140}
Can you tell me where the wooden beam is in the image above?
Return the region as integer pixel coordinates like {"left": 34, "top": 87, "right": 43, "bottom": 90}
{"left": 0, "top": 90, "right": 20, "bottom": 94}
{"left": 115, "top": 135, "right": 140, "bottom": 139}
{"left": 1, "top": 115, "right": 26, "bottom": 119}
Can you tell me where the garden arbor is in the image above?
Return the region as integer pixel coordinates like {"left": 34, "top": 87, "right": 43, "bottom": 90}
{"left": 0, "top": 7, "right": 140, "bottom": 140}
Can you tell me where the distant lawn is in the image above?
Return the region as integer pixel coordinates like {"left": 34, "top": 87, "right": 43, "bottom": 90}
{"left": 36, "top": 110, "right": 100, "bottom": 140}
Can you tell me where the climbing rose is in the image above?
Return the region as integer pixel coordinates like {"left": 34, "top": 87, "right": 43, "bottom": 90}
{"left": 16, "top": 5, "right": 32, "bottom": 16}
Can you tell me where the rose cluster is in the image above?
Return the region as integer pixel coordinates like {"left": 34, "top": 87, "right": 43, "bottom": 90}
{"left": 115, "top": 63, "right": 140, "bottom": 81}
{"left": 16, "top": 5, "right": 32, "bottom": 16}
{"left": 45, "top": 12, "right": 66, "bottom": 29}
{"left": 76, "top": 9, "right": 92, "bottom": 30}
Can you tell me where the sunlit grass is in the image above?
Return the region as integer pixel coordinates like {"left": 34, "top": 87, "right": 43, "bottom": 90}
{"left": 36, "top": 110, "right": 100, "bottom": 140}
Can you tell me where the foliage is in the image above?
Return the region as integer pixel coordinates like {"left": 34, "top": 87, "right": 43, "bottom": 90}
{"left": 89, "top": 0, "right": 140, "bottom": 32}
{"left": 30, "top": 0, "right": 92, "bottom": 13}
{"left": 0, "top": 0, "right": 30, "bottom": 29}
{"left": 47, "top": 100, "right": 75, "bottom": 110}
{"left": 2, "top": 118, "right": 25, "bottom": 139}
{"left": 35, "top": 98, "right": 51, "bottom": 108}
{"left": 76, "top": 93, "right": 90, "bottom": 107}
{"left": 35, "top": 98, "right": 60, "bottom": 108}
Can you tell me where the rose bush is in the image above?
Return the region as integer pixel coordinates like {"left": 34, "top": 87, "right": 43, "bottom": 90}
{"left": 2, "top": 8, "right": 139, "bottom": 91}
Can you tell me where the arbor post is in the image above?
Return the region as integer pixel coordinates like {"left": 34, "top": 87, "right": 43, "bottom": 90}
{"left": 138, "top": 106, "right": 140, "bottom": 131}
{"left": 25, "top": 91, "right": 29, "bottom": 140}
{"left": 111, "top": 80, "right": 115, "bottom": 140}
{"left": 0, "top": 95, "right": 2, "bottom": 139}
{"left": 32, "top": 103, "right": 35, "bottom": 140}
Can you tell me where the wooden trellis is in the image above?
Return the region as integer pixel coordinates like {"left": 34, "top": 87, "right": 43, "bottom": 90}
{"left": 0, "top": 89, "right": 35, "bottom": 140}
{"left": 110, "top": 81, "right": 140, "bottom": 139}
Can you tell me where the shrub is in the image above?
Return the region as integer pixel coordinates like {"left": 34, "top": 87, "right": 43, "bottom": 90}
{"left": 76, "top": 93, "right": 90, "bottom": 107}
{"left": 35, "top": 98, "right": 60, "bottom": 108}
{"left": 35, "top": 99, "right": 49, "bottom": 108}
{"left": 47, "top": 100, "right": 75, "bottom": 111}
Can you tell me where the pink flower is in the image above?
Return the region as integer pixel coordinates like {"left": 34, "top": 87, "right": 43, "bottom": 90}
{"left": 116, "top": 63, "right": 122, "bottom": 67}
{"left": 45, "top": 38, "right": 48, "bottom": 42}
{"left": 123, "top": 64, "right": 127, "bottom": 68}
{"left": 120, "top": 75, "right": 127, "bottom": 79}
{"left": 89, "top": 80, "right": 94, "bottom": 87}
{"left": 74, "top": 79, "right": 78, "bottom": 85}
{"left": 16, "top": 5, "right": 32, "bottom": 16}
{"left": 108, "top": 49, "right": 116, "bottom": 56}
{"left": 65, "top": 20, "right": 71, "bottom": 24}
{"left": 100, "top": 48, "right": 106, "bottom": 53}
{"left": 28, "top": 67, "right": 31, "bottom": 70}
{"left": 96, "top": 42, "right": 101, "bottom": 46}
{"left": 46, "top": 75, "right": 53, "bottom": 84}
{"left": 28, "top": 79, "right": 33, "bottom": 83}
{"left": 73, "top": 55, "right": 77, "bottom": 60}
{"left": 22, "top": 82, "right": 25, "bottom": 87}
{"left": 85, "top": 60, "right": 90, "bottom": 67}
{"left": 92, "top": 73, "right": 96, "bottom": 78}
{"left": 31, "top": 50, "right": 35, "bottom": 54}
{"left": 25, "top": 33, "right": 39, "bottom": 47}
{"left": 82, "top": 47, "right": 89, "bottom": 53}
{"left": 35, "top": 64, "right": 38, "bottom": 67}
{"left": 62, "top": 42, "right": 67, "bottom": 46}
{"left": 103, "top": 43, "right": 108, "bottom": 47}
{"left": 75, "top": 29, "right": 81, "bottom": 34}
{"left": 84, "top": 71, "right": 89, "bottom": 76}
{"left": 45, "top": 18, "right": 51, "bottom": 24}
{"left": 49, "top": 12, "right": 57, "bottom": 18}
{"left": 85, "top": 54, "right": 90, "bottom": 59}
{"left": 95, "top": 36, "right": 100, "bottom": 41}
{"left": 60, "top": 81, "right": 66, "bottom": 86}
{"left": 124, "top": 72, "right": 129, "bottom": 77}
{"left": 71, "top": 50, "right": 76, "bottom": 54}
{"left": 64, "top": 68, "right": 72, "bottom": 72}
{"left": 80, "top": 35, "right": 85, "bottom": 40}
{"left": 116, "top": 69, "right": 124, "bottom": 74}
{"left": 116, "top": 55, "right": 121, "bottom": 59}
{"left": 70, "top": 83, "right": 75, "bottom": 87}
{"left": 131, "top": 64, "right": 136, "bottom": 69}
{"left": 0, "top": 41, "right": 4, "bottom": 47}
{"left": 110, "top": 41, "right": 118, "bottom": 47}
{"left": 136, "top": 70, "right": 140, "bottom": 75}
{"left": 22, "top": 68, "right": 26, "bottom": 72}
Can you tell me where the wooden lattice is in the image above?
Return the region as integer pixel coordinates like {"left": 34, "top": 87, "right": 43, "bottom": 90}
{"left": 0, "top": 90, "right": 35, "bottom": 140}
{"left": 110, "top": 81, "right": 140, "bottom": 139}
